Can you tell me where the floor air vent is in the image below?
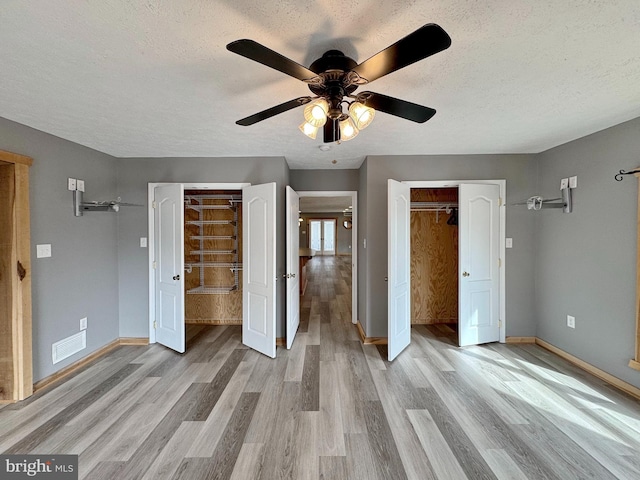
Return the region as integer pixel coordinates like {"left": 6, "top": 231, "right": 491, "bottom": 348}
{"left": 52, "top": 331, "right": 86, "bottom": 364}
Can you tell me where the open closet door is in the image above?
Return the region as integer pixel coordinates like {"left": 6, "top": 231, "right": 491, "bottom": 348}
{"left": 154, "top": 184, "right": 185, "bottom": 353}
{"left": 388, "top": 179, "right": 411, "bottom": 361}
{"left": 285, "top": 186, "right": 300, "bottom": 349}
{"left": 459, "top": 183, "right": 500, "bottom": 347}
{"left": 243, "top": 182, "right": 277, "bottom": 358}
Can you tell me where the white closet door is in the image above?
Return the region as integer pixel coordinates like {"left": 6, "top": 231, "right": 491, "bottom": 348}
{"left": 387, "top": 179, "right": 411, "bottom": 361}
{"left": 154, "top": 184, "right": 185, "bottom": 353}
{"left": 458, "top": 183, "right": 500, "bottom": 347}
{"left": 286, "top": 186, "right": 300, "bottom": 349}
{"left": 242, "top": 182, "right": 277, "bottom": 358}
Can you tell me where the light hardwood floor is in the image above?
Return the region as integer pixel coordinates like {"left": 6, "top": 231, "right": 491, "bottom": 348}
{"left": 2, "top": 255, "right": 640, "bottom": 479}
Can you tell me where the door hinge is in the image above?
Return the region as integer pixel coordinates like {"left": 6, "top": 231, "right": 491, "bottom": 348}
{"left": 152, "top": 201, "right": 157, "bottom": 209}
{"left": 152, "top": 261, "right": 157, "bottom": 269}
{"left": 499, "top": 197, "right": 503, "bottom": 207}
{"left": 153, "top": 321, "right": 157, "bottom": 329}
{"left": 498, "top": 258, "right": 502, "bottom": 268}
{"left": 499, "top": 319, "right": 503, "bottom": 328}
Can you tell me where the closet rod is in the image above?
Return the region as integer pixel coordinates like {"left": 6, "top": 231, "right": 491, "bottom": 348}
{"left": 410, "top": 201, "right": 458, "bottom": 212}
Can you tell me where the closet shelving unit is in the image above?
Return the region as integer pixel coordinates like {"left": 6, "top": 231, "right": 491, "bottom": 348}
{"left": 184, "top": 194, "right": 242, "bottom": 295}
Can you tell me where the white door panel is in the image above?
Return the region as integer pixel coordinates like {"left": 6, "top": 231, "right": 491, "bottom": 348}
{"left": 154, "top": 184, "right": 185, "bottom": 353}
{"left": 286, "top": 187, "right": 300, "bottom": 349}
{"left": 243, "top": 183, "right": 277, "bottom": 358}
{"left": 388, "top": 179, "right": 411, "bottom": 361}
{"left": 459, "top": 183, "right": 500, "bottom": 347}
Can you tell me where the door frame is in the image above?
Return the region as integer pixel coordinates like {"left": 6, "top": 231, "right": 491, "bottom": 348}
{"left": 297, "top": 190, "right": 358, "bottom": 325}
{"left": 404, "top": 180, "right": 506, "bottom": 343}
{"left": 0, "top": 150, "right": 33, "bottom": 402}
{"left": 147, "top": 182, "right": 250, "bottom": 344}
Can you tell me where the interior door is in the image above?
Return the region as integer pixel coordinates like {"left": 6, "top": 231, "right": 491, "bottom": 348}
{"left": 387, "top": 179, "right": 411, "bottom": 360}
{"left": 285, "top": 186, "right": 300, "bottom": 349}
{"left": 154, "top": 184, "right": 185, "bottom": 353}
{"left": 458, "top": 183, "right": 500, "bottom": 347}
{"left": 243, "top": 182, "right": 277, "bottom": 358}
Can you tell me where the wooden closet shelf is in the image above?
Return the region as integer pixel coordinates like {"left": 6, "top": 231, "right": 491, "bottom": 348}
{"left": 187, "top": 220, "right": 236, "bottom": 226}
{"left": 185, "top": 262, "right": 243, "bottom": 270}
{"left": 187, "top": 285, "right": 238, "bottom": 295}
{"left": 189, "top": 249, "right": 236, "bottom": 255}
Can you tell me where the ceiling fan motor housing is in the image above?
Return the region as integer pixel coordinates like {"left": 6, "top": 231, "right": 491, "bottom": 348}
{"left": 308, "top": 50, "right": 360, "bottom": 105}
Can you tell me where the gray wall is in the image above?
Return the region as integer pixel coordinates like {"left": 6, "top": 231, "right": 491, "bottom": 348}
{"left": 536, "top": 117, "right": 640, "bottom": 389}
{"left": 0, "top": 117, "right": 119, "bottom": 381}
{"left": 360, "top": 154, "right": 539, "bottom": 338}
{"left": 116, "top": 157, "right": 290, "bottom": 338}
{"left": 290, "top": 168, "right": 359, "bottom": 192}
{"left": 299, "top": 213, "right": 353, "bottom": 255}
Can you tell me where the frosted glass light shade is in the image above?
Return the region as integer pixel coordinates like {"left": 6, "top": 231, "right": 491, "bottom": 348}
{"left": 338, "top": 116, "right": 359, "bottom": 141}
{"left": 303, "top": 99, "right": 329, "bottom": 127}
{"left": 348, "top": 102, "right": 375, "bottom": 130}
{"left": 299, "top": 121, "right": 319, "bottom": 139}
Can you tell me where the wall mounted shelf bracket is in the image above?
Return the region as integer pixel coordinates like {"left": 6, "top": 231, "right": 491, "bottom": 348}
{"left": 73, "top": 190, "right": 141, "bottom": 216}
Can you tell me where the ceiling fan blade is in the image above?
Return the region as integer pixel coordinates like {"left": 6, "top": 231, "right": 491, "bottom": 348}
{"left": 323, "top": 118, "right": 340, "bottom": 143}
{"left": 236, "top": 97, "right": 313, "bottom": 126}
{"left": 227, "top": 39, "right": 318, "bottom": 82}
{"left": 357, "top": 91, "right": 436, "bottom": 123}
{"left": 352, "top": 24, "right": 451, "bottom": 83}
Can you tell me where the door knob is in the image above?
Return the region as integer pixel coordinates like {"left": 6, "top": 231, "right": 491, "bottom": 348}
{"left": 462, "top": 271, "right": 470, "bottom": 277}
{"left": 173, "top": 274, "right": 180, "bottom": 281}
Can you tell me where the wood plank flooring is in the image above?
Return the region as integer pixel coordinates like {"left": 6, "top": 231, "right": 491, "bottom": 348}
{"left": 2, "top": 255, "right": 640, "bottom": 479}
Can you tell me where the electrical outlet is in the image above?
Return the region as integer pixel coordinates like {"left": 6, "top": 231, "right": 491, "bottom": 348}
{"left": 567, "top": 315, "right": 575, "bottom": 329}
{"left": 68, "top": 178, "right": 77, "bottom": 191}
{"left": 80, "top": 317, "right": 87, "bottom": 330}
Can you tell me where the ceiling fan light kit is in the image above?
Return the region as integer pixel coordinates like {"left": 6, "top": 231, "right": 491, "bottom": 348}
{"left": 227, "top": 23, "right": 451, "bottom": 143}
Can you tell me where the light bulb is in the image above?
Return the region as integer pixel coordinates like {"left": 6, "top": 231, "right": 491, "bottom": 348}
{"left": 348, "top": 102, "right": 375, "bottom": 130}
{"left": 338, "top": 116, "right": 359, "bottom": 141}
{"left": 303, "top": 99, "right": 328, "bottom": 127}
{"left": 299, "top": 121, "right": 319, "bottom": 139}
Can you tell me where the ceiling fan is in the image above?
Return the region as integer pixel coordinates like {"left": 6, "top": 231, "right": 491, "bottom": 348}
{"left": 226, "top": 23, "right": 451, "bottom": 143}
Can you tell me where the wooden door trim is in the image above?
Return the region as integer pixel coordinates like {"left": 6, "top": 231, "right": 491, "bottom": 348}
{"left": 0, "top": 149, "right": 33, "bottom": 403}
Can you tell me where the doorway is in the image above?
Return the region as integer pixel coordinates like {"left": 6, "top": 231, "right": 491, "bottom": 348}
{"left": 148, "top": 182, "right": 277, "bottom": 358}
{"left": 296, "top": 191, "right": 358, "bottom": 326}
{"left": 388, "top": 179, "right": 506, "bottom": 360}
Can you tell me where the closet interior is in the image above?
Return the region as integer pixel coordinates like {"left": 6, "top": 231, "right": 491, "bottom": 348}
{"left": 183, "top": 189, "right": 243, "bottom": 325}
{"left": 410, "top": 187, "right": 459, "bottom": 325}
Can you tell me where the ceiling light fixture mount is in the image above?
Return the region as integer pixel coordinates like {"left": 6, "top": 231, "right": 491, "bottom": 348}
{"left": 227, "top": 23, "right": 451, "bottom": 143}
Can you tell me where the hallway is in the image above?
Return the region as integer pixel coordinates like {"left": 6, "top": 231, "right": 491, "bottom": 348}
{"left": 1, "top": 256, "right": 640, "bottom": 479}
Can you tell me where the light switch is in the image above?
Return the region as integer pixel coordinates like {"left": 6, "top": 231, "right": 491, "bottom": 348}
{"left": 77, "top": 179, "right": 85, "bottom": 192}
{"left": 140, "top": 237, "right": 147, "bottom": 248}
{"left": 569, "top": 176, "right": 577, "bottom": 189}
{"left": 506, "top": 238, "right": 513, "bottom": 249}
{"left": 68, "top": 178, "right": 77, "bottom": 191}
{"left": 560, "top": 178, "right": 569, "bottom": 189}
{"left": 37, "top": 244, "right": 52, "bottom": 258}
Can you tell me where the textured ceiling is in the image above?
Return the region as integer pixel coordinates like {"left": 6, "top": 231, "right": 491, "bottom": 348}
{"left": 1, "top": 1, "right": 640, "bottom": 169}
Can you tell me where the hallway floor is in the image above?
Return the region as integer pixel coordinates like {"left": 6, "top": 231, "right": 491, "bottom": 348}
{"left": 2, "top": 255, "right": 640, "bottom": 479}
